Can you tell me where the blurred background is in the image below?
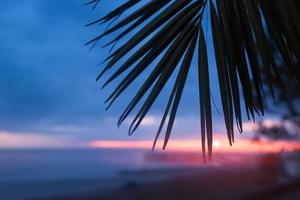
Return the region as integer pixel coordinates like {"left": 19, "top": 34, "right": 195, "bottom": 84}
{"left": 0, "top": 0, "right": 299, "bottom": 200}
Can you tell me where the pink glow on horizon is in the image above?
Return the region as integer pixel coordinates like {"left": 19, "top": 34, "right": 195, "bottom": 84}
{"left": 88, "top": 137, "right": 300, "bottom": 153}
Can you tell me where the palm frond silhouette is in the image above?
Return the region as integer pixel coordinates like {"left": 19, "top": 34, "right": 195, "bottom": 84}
{"left": 86, "top": 0, "right": 300, "bottom": 160}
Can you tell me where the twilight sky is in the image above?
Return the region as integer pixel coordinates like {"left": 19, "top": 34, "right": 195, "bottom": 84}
{"left": 0, "top": 0, "right": 263, "bottom": 148}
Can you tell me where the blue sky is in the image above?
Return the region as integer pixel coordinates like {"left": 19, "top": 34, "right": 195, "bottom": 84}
{"left": 0, "top": 0, "right": 262, "bottom": 147}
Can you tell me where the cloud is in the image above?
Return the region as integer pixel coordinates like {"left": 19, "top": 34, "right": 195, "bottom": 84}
{"left": 0, "top": 0, "right": 104, "bottom": 133}
{"left": 0, "top": 131, "right": 80, "bottom": 149}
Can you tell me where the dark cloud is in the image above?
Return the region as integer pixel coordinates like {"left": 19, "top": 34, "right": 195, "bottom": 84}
{"left": 0, "top": 0, "right": 103, "bottom": 132}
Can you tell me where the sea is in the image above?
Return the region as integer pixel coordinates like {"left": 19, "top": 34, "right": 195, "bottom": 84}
{"left": 0, "top": 149, "right": 195, "bottom": 200}
{"left": 0, "top": 148, "right": 289, "bottom": 200}
{"left": 0, "top": 149, "right": 149, "bottom": 183}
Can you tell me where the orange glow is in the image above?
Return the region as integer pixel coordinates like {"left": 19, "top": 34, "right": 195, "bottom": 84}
{"left": 89, "top": 140, "right": 153, "bottom": 149}
{"left": 88, "top": 136, "right": 300, "bottom": 153}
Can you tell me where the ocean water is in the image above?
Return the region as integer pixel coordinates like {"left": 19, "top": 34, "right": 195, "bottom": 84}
{"left": 0, "top": 149, "right": 263, "bottom": 184}
{"left": 0, "top": 149, "right": 210, "bottom": 200}
{"left": 0, "top": 149, "right": 265, "bottom": 200}
{"left": 0, "top": 149, "right": 157, "bottom": 184}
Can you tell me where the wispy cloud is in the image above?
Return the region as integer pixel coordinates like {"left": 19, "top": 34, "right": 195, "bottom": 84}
{"left": 0, "top": 131, "right": 81, "bottom": 149}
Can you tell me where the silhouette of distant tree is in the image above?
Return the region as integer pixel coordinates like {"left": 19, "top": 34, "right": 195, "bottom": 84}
{"left": 254, "top": 60, "right": 300, "bottom": 141}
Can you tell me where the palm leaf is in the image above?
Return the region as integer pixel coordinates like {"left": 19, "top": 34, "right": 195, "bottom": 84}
{"left": 87, "top": 0, "right": 300, "bottom": 159}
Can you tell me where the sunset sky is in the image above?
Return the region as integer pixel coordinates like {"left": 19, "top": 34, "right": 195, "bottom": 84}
{"left": 0, "top": 0, "right": 282, "bottom": 149}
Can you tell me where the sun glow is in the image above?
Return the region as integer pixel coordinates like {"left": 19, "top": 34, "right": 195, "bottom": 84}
{"left": 213, "top": 140, "right": 221, "bottom": 149}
